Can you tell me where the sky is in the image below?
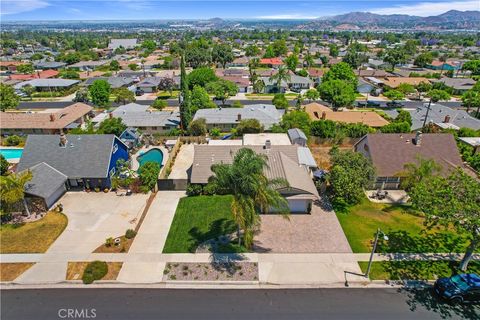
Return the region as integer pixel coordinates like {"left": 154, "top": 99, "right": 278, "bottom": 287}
{"left": 1, "top": 0, "right": 479, "bottom": 21}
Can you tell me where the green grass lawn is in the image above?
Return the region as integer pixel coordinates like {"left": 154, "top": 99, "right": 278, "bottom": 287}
{"left": 156, "top": 90, "right": 179, "bottom": 99}
{"left": 163, "top": 195, "right": 246, "bottom": 253}
{"left": 336, "top": 199, "right": 472, "bottom": 254}
{"left": 359, "top": 261, "right": 480, "bottom": 280}
{"left": 0, "top": 211, "right": 68, "bottom": 253}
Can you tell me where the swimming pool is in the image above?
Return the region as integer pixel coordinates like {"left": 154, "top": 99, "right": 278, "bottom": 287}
{"left": 137, "top": 148, "right": 164, "bottom": 168}
{"left": 0, "top": 148, "right": 23, "bottom": 160}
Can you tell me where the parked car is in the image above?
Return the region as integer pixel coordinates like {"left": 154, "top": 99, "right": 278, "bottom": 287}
{"left": 386, "top": 101, "right": 404, "bottom": 108}
{"left": 434, "top": 273, "right": 480, "bottom": 304}
{"left": 135, "top": 89, "right": 144, "bottom": 96}
{"left": 357, "top": 101, "right": 367, "bottom": 108}
{"left": 367, "top": 101, "right": 381, "bottom": 107}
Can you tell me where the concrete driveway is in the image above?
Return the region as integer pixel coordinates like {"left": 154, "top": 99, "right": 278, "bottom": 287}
{"left": 47, "top": 192, "right": 149, "bottom": 254}
{"left": 253, "top": 197, "right": 353, "bottom": 253}
{"left": 169, "top": 144, "right": 194, "bottom": 179}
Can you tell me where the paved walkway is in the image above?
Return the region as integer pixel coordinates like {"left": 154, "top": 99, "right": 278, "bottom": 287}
{"left": 168, "top": 144, "right": 194, "bottom": 179}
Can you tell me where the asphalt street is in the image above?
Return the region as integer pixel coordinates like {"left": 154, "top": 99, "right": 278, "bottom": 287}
{"left": 1, "top": 288, "right": 478, "bottom": 320}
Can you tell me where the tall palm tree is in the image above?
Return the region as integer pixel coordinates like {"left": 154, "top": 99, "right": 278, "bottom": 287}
{"left": 210, "top": 148, "right": 289, "bottom": 248}
{"left": 269, "top": 66, "right": 291, "bottom": 93}
{"left": 0, "top": 170, "right": 33, "bottom": 216}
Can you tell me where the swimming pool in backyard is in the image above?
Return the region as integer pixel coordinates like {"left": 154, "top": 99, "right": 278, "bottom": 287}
{"left": 137, "top": 148, "right": 164, "bottom": 168}
{"left": 0, "top": 148, "right": 23, "bottom": 160}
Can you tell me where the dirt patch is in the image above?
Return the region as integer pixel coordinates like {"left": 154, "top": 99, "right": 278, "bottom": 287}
{"left": 93, "top": 236, "right": 133, "bottom": 253}
{"left": 66, "top": 262, "right": 123, "bottom": 281}
{"left": 0, "top": 263, "right": 35, "bottom": 281}
{"left": 163, "top": 262, "right": 258, "bottom": 281}
{"left": 308, "top": 141, "right": 354, "bottom": 170}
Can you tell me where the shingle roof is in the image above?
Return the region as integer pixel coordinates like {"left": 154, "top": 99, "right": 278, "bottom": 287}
{"left": 433, "top": 78, "right": 476, "bottom": 90}
{"left": 288, "top": 128, "right": 307, "bottom": 141}
{"left": 108, "top": 39, "right": 138, "bottom": 50}
{"left": 17, "top": 134, "right": 119, "bottom": 178}
{"left": 68, "top": 60, "right": 108, "bottom": 68}
{"left": 14, "top": 78, "right": 79, "bottom": 89}
{"left": 83, "top": 77, "right": 135, "bottom": 89}
{"left": 34, "top": 61, "right": 67, "bottom": 69}
{"left": 113, "top": 110, "right": 180, "bottom": 127}
{"left": 23, "top": 162, "right": 67, "bottom": 199}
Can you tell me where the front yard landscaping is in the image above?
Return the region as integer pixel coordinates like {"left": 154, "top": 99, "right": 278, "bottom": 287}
{"left": 0, "top": 263, "right": 35, "bottom": 281}
{"left": 66, "top": 262, "right": 123, "bottom": 282}
{"left": 163, "top": 262, "right": 258, "bottom": 281}
{"left": 163, "top": 195, "right": 246, "bottom": 253}
{"left": 359, "top": 261, "right": 480, "bottom": 281}
{"left": 0, "top": 211, "right": 68, "bottom": 253}
{"left": 336, "top": 199, "right": 472, "bottom": 254}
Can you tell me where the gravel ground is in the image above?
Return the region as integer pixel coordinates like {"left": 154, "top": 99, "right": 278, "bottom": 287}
{"left": 163, "top": 262, "right": 258, "bottom": 281}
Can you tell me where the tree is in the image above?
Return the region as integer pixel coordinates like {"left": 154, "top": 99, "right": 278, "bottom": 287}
{"left": 462, "top": 89, "right": 480, "bottom": 114}
{"left": 403, "top": 39, "right": 417, "bottom": 55}
{"left": 16, "top": 64, "right": 34, "bottom": 74}
{"left": 396, "top": 83, "right": 416, "bottom": 95}
{"left": 109, "top": 60, "right": 120, "bottom": 71}
{"left": 303, "top": 52, "right": 314, "bottom": 68}
{"left": 414, "top": 52, "right": 433, "bottom": 68}
{"left": 409, "top": 169, "right": 480, "bottom": 271}
{"left": 245, "top": 44, "right": 260, "bottom": 57}
{"left": 272, "top": 39, "right": 288, "bottom": 56}
{"left": 158, "top": 77, "right": 175, "bottom": 95}
{"left": 284, "top": 54, "right": 299, "bottom": 72}
{"left": 212, "top": 44, "right": 234, "bottom": 69}
{"left": 236, "top": 119, "right": 264, "bottom": 135}
{"left": 395, "top": 110, "right": 412, "bottom": 126}
{"left": 318, "top": 80, "right": 356, "bottom": 110}
{"left": 263, "top": 45, "right": 275, "bottom": 59}
{"left": 383, "top": 48, "right": 407, "bottom": 71}
{"left": 0, "top": 84, "right": 20, "bottom": 111}
{"left": 98, "top": 117, "right": 126, "bottom": 136}
{"left": 210, "top": 148, "right": 289, "bottom": 248}
{"left": 180, "top": 53, "right": 192, "bottom": 130}
{"left": 462, "top": 60, "right": 480, "bottom": 76}
{"left": 191, "top": 85, "right": 215, "bottom": 113}
{"left": 280, "top": 110, "right": 311, "bottom": 135}
{"left": 206, "top": 80, "right": 238, "bottom": 105}
{"left": 269, "top": 66, "right": 291, "bottom": 91}
{"left": 73, "top": 88, "right": 89, "bottom": 103}
{"left": 186, "top": 67, "right": 217, "bottom": 89}
{"left": 138, "top": 162, "right": 160, "bottom": 192}
{"left": 21, "top": 85, "right": 35, "bottom": 101}
{"left": 113, "top": 88, "right": 135, "bottom": 104}
{"left": 151, "top": 99, "right": 167, "bottom": 110}
{"left": 304, "top": 89, "right": 320, "bottom": 102}
{"left": 272, "top": 93, "right": 289, "bottom": 109}
{"left": 329, "top": 44, "right": 339, "bottom": 58}
{"left": 322, "top": 62, "right": 357, "bottom": 88}
{"left": 189, "top": 118, "right": 207, "bottom": 136}
{"left": 0, "top": 170, "right": 33, "bottom": 215}
{"left": 379, "top": 121, "right": 411, "bottom": 133}
{"left": 0, "top": 155, "right": 9, "bottom": 176}
{"left": 253, "top": 79, "right": 265, "bottom": 94}
{"left": 383, "top": 90, "right": 405, "bottom": 101}
{"left": 128, "top": 63, "right": 139, "bottom": 71}
{"left": 89, "top": 79, "right": 111, "bottom": 107}
{"left": 329, "top": 149, "right": 375, "bottom": 206}
{"left": 59, "top": 70, "right": 79, "bottom": 79}
{"left": 141, "top": 39, "right": 156, "bottom": 51}
{"left": 185, "top": 46, "right": 211, "bottom": 68}
{"left": 400, "top": 157, "right": 441, "bottom": 191}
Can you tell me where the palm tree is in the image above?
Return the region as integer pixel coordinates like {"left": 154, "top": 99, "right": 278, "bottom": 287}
{"left": 253, "top": 79, "right": 265, "bottom": 94}
{"left": 269, "top": 66, "right": 291, "bottom": 93}
{"left": 210, "top": 148, "right": 289, "bottom": 248}
{"left": 0, "top": 170, "right": 33, "bottom": 216}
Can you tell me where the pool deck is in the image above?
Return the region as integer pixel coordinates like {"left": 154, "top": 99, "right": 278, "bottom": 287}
{"left": 131, "top": 145, "right": 169, "bottom": 174}
{"left": 0, "top": 146, "right": 23, "bottom": 164}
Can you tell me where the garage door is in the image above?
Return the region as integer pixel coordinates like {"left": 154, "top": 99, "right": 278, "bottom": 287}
{"left": 45, "top": 184, "right": 67, "bottom": 209}
{"left": 288, "top": 199, "right": 307, "bottom": 213}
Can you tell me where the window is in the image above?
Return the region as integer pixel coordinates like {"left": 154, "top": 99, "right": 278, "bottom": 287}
{"left": 112, "top": 143, "right": 119, "bottom": 154}
{"left": 109, "top": 167, "right": 116, "bottom": 177}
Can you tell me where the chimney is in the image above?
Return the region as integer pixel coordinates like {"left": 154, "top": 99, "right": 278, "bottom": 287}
{"left": 237, "top": 113, "right": 242, "bottom": 122}
{"left": 444, "top": 115, "right": 450, "bottom": 123}
{"left": 59, "top": 132, "right": 67, "bottom": 147}
{"left": 265, "top": 139, "right": 271, "bottom": 149}
{"left": 49, "top": 114, "right": 55, "bottom": 122}
{"left": 321, "top": 111, "right": 326, "bottom": 120}
{"left": 414, "top": 131, "right": 422, "bottom": 146}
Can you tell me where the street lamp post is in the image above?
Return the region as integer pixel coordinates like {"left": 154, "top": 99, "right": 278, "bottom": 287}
{"left": 365, "top": 228, "right": 388, "bottom": 278}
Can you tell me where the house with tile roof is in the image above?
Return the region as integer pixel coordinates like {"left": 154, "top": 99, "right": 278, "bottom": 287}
{"left": 305, "top": 103, "right": 389, "bottom": 128}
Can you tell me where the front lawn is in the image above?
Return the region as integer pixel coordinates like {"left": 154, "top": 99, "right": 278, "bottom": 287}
{"left": 163, "top": 195, "right": 243, "bottom": 253}
{"left": 336, "top": 199, "right": 471, "bottom": 254}
{"left": 359, "top": 261, "right": 480, "bottom": 280}
{"left": 0, "top": 211, "right": 68, "bottom": 253}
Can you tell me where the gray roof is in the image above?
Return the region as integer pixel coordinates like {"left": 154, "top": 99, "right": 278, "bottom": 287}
{"left": 288, "top": 74, "right": 313, "bottom": 85}
{"left": 288, "top": 128, "right": 307, "bottom": 141}
{"left": 113, "top": 110, "right": 180, "bottom": 128}
{"left": 384, "top": 104, "right": 480, "bottom": 131}
{"left": 297, "top": 147, "right": 317, "bottom": 168}
{"left": 34, "top": 61, "right": 66, "bottom": 69}
{"left": 17, "top": 134, "right": 119, "bottom": 179}
{"left": 23, "top": 162, "right": 67, "bottom": 199}
{"left": 14, "top": 79, "right": 79, "bottom": 89}
{"left": 68, "top": 60, "right": 108, "bottom": 68}
{"left": 108, "top": 39, "right": 138, "bottom": 50}
{"left": 432, "top": 78, "right": 476, "bottom": 90}
{"left": 113, "top": 103, "right": 149, "bottom": 114}
{"left": 136, "top": 77, "right": 162, "bottom": 88}
{"left": 193, "top": 104, "right": 282, "bottom": 130}
{"left": 191, "top": 145, "right": 319, "bottom": 199}
{"left": 260, "top": 77, "right": 288, "bottom": 88}
{"left": 459, "top": 137, "right": 480, "bottom": 147}
{"left": 83, "top": 77, "right": 135, "bottom": 89}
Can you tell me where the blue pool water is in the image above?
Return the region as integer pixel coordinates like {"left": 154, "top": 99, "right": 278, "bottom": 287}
{"left": 0, "top": 148, "right": 23, "bottom": 160}
{"left": 137, "top": 148, "right": 164, "bottom": 168}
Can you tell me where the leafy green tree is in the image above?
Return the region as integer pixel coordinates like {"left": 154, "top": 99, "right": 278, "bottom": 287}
{"left": 263, "top": 45, "right": 275, "bottom": 59}
{"left": 329, "top": 149, "right": 375, "bottom": 206}
{"left": 409, "top": 169, "right": 480, "bottom": 271}
{"left": 245, "top": 44, "right": 260, "bottom": 57}
{"left": 269, "top": 66, "right": 291, "bottom": 91}
{"left": 5, "top": 135, "right": 21, "bottom": 146}
{"left": 109, "top": 60, "right": 120, "bottom": 71}
{"left": 318, "top": 79, "right": 356, "bottom": 110}
{"left": 379, "top": 122, "right": 411, "bottom": 133}
{"left": 113, "top": 87, "right": 135, "bottom": 104}
{"left": 253, "top": 79, "right": 265, "bottom": 94}
{"left": 322, "top": 62, "right": 357, "bottom": 88}
{"left": 17, "top": 64, "right": 34, "bottom": 74}
{"left": 462, "top": 60, "right": 480, "bottom": 76}
{"left": 284, "top": 54, "right": 299, "bottom": 71}
{"left": 59, "top": 70, "right": 80, "bottom": 79}
{"left": 158, "top": 77, "right": 175, "bottom": 95}
{"left": 138, "top": 162, "right": 160, "bottom": 192}
{"left": 400, "top": 157, "right": 441, "bottom": 191}
{"left": 191, "top": 85, "right": 215, "bottom": 113}
{"left": 329, "top": 44, "right": 339, "bottom": 58}
{"left": 186, "top": 67, "right": 217, "bottom": 89}
{"left": 151, "top": 99, "right": 167, "bottom": 110}
{"left": 280, "top": 110, "right": 311, "bottom": 135}
{"left": 141, "top": 40, "right": 156, "bottom": 51}
{"left": 73, "top": 88, "right": 89, "bottom": 103}
{"left": 395, "top": 110, "right": 412, "bottom": 126}
{"left": 89, "top": 79, "right": 111, "bottom": 107}
{"left": 304, "top": 88, "right": 320, "bottom": 102}
{"left": 383, "top": 90, "right": 405, "bottom": 101}
{"left": 98, "top": 117, "right": 126, "bottom": 136}
{"left": 0, "top": 170, "right": 33, "bottom": 215}
{"left": 272, "top": 39, "right": 288, "bottom": 56}
{"left": 206, "top": 79, "right": 238, "bottom": 105}
{"left": 212, "top": 44, "right": 234, "bottom": 68}
{"left": 272, "top": 93, "right": 289, "bottom": 109}
{"left": 0, "top": 84, "right": 20, "bottom": 111}
{"left": 403, "top": 40, "right": 418, "bottom": 55}
{"left": 236, "top": 119, "right": 264, "bottom": 135}
{"left": 128, "top": 63, "right": 139, "bottom": 71}
{"left": 210, "top": 148, "right": 289, "bottom": 248}
{"left": 383, "top": 48, "right": 407, "bottom": 71}
{"left": 462, "top": 89, "right": 480, "bottom": 113}
{"left": 0, "top": 155, "right": 9, "bottom": 176}
{"left": 310, "top": 120, "right": 337, "bottom": 138}
{"left": 185, "top": 46, "right": 211, "bottom": 68}
{"left": 303, "top": 52, "right": 314, "bottom": 68}
{"left": 414, "top": 52, "right": 433, "bottom": 68}
{"left": 189, "top": 118, "right": 207, "bottom": 136}
{"left": 21, "top": 85, "right": 35, "bottom": 101}
{"left": 396, "top": 83, "right": 416, "bottom": 95}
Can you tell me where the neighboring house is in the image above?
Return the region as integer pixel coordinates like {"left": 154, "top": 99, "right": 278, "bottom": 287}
{"left": 354, "top": 133, "right": 465, "bottom": 189}
{"left": 226, "top": 57, "right": 249, "bottom": 68}
{"left": 260, "top": 77, "right": 287, "bottom": 93}
{"left": 108, "top": 39, "right": 138, "bottom": 50}
{"left": 83, "top": 76, "right": 136, "bottom": 89}
{"left": 431, "top": 78, "right": 476, "bottom": 94}
{"left": 357, "top": 78, "right": 376, "bottom": 94}
{"left": 288, "top": 74, "right": 313, "bottom": 91}
{"left": 378, "top": 77, "right": 430, "bottom": 89}
{"left": 190, "top": 144, "right": 319, "bottom": 213}
{"left": 307, "top": 68, "right": 326, "bottom": 85}
{"left": 305, "top": 102, "right": 389, "bottom": 128}
{"left": 8, "top": 69, "right": 59, "bottom": 81}
{"left": 288, "top": 128, "right": 308, "bottom": 147}
{"left": 458, "top": 137, "right": 480, "bottom": 155}
{"left": 0, "top": 103, "right": 93, "bottom": 135}
{"left": 365, "top": 59, "right": 390, "bottom": 69}
{"left": 426, "top": 60, "right": 462, "bottom": 71}
{"left": 17, "top": 134, "right": 129, "bottom": 206}
{"left": 34, "top": 61, "right": 67, "bottom": 70}
{"left": 68, "top": 60, "right": 109, "bottom": 71}
{"left": 14, "top": 79, "right": 79, "bottom": 92}
{"left": 220, "top": 76, "right": 250, "bottom": 93}
{"left": 259, "top": 57, "right": 283, "bottom": 67}
{"left": 193, "top": 104, "right": 283, "bottom": 131}
{"left": 119, "top": 128, "right": 142, "bottom": 149}
{"left": 136, "top": 77, "right": 162, "bottom": 93}
{"left": 0, "top": 61, "right": 24, "bottom": 72}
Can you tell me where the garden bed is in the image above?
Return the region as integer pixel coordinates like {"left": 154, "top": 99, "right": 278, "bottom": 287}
{"left": 93, "top": 236, "right": 133, "bottom": 253}
{"left": 66, "top": 262, "right": 123, "bottom": 281}
{"left": 0, "top": 263, "right": 35, "bottom": 281}
{"left": 162, "top": 262, "right": 258, "bottom": 281}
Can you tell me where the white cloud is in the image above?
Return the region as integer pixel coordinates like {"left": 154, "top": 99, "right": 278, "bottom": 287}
{"left": 371, "top": 0, "right": 479, "bottom": 17}
{"left": 257, "top": 14, "right": 318, "bottom": 19}
{"left": 1, "top": 0, "right": 50, "bottom": 15}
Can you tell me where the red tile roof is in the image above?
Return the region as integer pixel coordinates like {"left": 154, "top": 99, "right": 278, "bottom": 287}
{"left": 9, "top": 69, "right": 59, "bottom": 81}
{"left": 259, "top": 58, "right": 283, "bottom": 65}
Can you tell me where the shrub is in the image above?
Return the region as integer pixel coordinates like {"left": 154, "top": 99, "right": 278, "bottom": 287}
{"left": 5, "top": 135, "right": 21, "bottom": 146}
{"left": 152, "top": 99, "right": 167, "bottom": 110}
{"left": 82, "top": 261, "right": 108, "bottom": 284}
{"left": 139, "top": 161, "right": 161, "bottom": 192}
{"left": 202, "top": 182, "right": 218, "bottom": 195}
{"left": 125, "top": 229, "right": 137, "bottom": 239}
{"left": 209, "top": 128, "right": 221, "bottom": 137}
{"left": 186, "top": 184, "right": 203, "bottom": 196}
{"left": 105, "top": 237, "right": 114, "bottom": 247}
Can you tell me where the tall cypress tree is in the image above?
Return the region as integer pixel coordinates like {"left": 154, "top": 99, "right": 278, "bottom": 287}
{"left": 180, "top": 53, "right": 192, "bottom": 131}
